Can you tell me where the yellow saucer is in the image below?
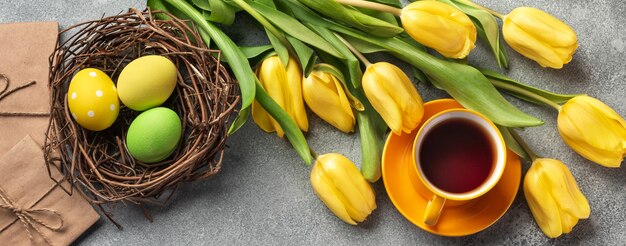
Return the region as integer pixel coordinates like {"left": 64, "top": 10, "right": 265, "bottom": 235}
{"left": 382, "top": 99, "right": 521, "bottom": 236}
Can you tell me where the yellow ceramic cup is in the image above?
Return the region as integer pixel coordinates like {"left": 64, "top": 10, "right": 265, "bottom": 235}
{"left": 412, "top": 109, "right": 506, "bottom": 226}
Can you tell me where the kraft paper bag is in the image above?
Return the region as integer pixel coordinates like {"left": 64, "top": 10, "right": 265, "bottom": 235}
{"left": 0, "top": 22, "right": 58, "bottom": 154}
{"left": 0, "top": 135, "right": 99, "bottom": 246}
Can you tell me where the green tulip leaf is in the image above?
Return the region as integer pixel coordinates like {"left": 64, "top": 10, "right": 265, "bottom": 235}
{"left": 354, "top": 99, "right": 387, "bottom": 182}
{"left": 149, "top": 0, "right": 210, "bottom": 45}
{"left": 479, "top": 68, "right": 582, "bottom": 105}
{"left": 255, "top": 81, "right": 313, "bottom": 165}
{"left": 192, "top": 0, "right": 210, "bottom": 10}
{"left": 296, "top": 0, "right": 403, "bottom": 37}
{"left": 249, "top": 1, "right": 345, "bottom": 59}
{"left": 254, "top": 0, "right": 276, "bottom": 7}
{"left": 266, "top": 29, "right": 290, "bottom": 68}
{"left": 286, "top": 35, "right": 317, "bottom": 76}
{"left": 164, "top": 0, "right": 255, "bottom": 132}
{"left": 313, "top": 64, "right": 348, "bottom": 86}
{"left": 412, "top": 67, "right": 429, "bottom": 84}
{"left": 200, "top": 0, "right": 237, "bottom": 25}
{"left": 239, "top": 45, "right": 273, "bottom": 60}
{"left": 306, "top": 24, "right": 363, "bottom": 88}
{"left": 148, "top": 0, "right": 176, "bottom": 20}
{"left": 228, "top": 105, "right": 250, "bottom": 135}
{"left": 498, "top": 125, "right": 531, "bottom": 161}
{"left": 368, "top": 0, "right": 402, "bottom": 8}
{"left": 358, "top": 8, "right": 399, "bottom": 27}
{"left": 343, "top": 35, "right": 388, "bottom": 54}
{"left": 423, "top": 60, "right": 543, "bottom": 127}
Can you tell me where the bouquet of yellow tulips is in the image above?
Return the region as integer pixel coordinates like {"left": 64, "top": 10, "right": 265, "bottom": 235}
{"left": 148, "top": 0, "right": 625, "bottom": 237}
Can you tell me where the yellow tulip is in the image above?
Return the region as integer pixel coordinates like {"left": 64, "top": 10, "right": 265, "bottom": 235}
{"left": 252, "top": 56, "right": 308, "bottom": 137}
{"left": 524, "top": 158, "right": 590, "bottom": 238}
{"left": 400, "top": 1, "right": 476, "bottom": 59}
{"left": 362, "top": 62, "right": 424, "bottom": 135}
{"left": 557, "top": 95, "right": 626, "bottom": 167}
{"left": 503, "top": 7, "right": 577, "bottom": 68}
{"left": 310, "top": 153, "right": 376, "bottom": 225}
{"left": 302, "top": 70, "right": 355, "bottom": 133}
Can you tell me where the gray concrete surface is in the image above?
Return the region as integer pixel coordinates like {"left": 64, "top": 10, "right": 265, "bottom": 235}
{"left": 1, "top": 0, "right": 625, "bottom": 245}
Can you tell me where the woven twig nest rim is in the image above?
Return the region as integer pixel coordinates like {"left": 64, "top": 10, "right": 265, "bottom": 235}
{"left": 43, "top": 8, "right": 239, "bottom": 223}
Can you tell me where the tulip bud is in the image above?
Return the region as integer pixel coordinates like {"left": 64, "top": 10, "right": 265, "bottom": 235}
{"left": 310, "top": 153, "right": 376, "bottom": 225}
{"left": 302, "top": 70, "right": 355, "bottom": 133}
{"left": 252, "top": 56, "right": 308, "bottom": 137}
{"left": 557, "top": 95, "right": 626, "bottom": 167}
{"left": 502, "top": 7, "right": 577, "bottom": 68}
{"left": 524, "top": 158, "right": 590, "bottom": 238}
{"left": 400, "top": 1, "right": 477, "bottom": 59}
{"left": 362, "top": 62, "right": 424, "bottom": 135}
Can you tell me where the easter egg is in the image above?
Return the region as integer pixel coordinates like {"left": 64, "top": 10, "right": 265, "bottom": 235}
{"left": 126, "top": 107, "right": 182, "bottom": 163}
{"left": 67, "top": 68, "right": 120, "bottom": 131}
{"left": 116, "top": 55, "right": 177, "bottom": 111}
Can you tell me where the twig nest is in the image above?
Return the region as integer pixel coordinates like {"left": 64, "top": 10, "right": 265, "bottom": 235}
{"left": 43, "top": 9, "right": 239, "bottom": 216}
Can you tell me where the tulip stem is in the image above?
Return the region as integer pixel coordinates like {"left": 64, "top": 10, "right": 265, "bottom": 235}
{"left": 490, "top": 79, "right": 562, "bottom": 111}
{"left": 334, "top": 0, "right": 402, "bottom": 16}
{"left": 335, "top": 33, "right": 372, "bottom": 67}
{"left": 459, "top": 0, "right": 505, "bottom": 19}
{"left": 509, "top": 128, "right": 540, "bottom": 161}
{"left": 310, "top": 147, "right": 319, "bottom": 160}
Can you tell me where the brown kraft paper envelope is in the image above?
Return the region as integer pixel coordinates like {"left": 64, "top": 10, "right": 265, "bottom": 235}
{"left": 0, "top": 135, "right": 99, "bottom": 245}
{"left": 0, "top": 22, "right": 58, "bottom": 154}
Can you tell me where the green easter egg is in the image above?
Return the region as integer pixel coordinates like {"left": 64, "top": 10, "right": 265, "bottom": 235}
{"left": 126, "top": 107, "right": 182, "bottom": 163}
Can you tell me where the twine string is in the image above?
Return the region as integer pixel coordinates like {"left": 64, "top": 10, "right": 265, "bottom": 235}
{"left": 0, "top": 185, "right": 63, "bottom": 245}
{"left": 0, "top": 74, "right": 49, "bottom": 116}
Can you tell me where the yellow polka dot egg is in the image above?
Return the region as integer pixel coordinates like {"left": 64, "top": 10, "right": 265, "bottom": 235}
{"left": 68, "top": 68, "right": 120, "bottom": 131}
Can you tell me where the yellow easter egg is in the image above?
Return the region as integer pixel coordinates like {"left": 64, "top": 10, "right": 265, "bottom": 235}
{"left": 68, "top": 68, "right": 120, "bottom": 131}
{"left": 116, "top": 55, "right": 177, "bottom": 111}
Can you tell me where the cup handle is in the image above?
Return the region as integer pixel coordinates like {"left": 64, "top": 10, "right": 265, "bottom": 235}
{"left": 423, "top": 194, "right": 446, "bottom": 226}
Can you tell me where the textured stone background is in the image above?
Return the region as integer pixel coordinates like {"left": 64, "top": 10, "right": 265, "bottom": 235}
{"left": 1, "top": 0, "right": 624, "bottom": 245}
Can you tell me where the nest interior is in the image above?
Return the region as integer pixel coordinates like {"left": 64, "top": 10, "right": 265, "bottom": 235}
{"left": 43, "top": 9, "right": 239, "bottom": 214}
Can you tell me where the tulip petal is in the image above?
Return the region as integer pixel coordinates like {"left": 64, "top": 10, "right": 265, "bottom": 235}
{"left": 319, "top": 154, "right": 372, "bottom": 218}
{"left": 251, "top": 100, "right": 275, "bottom": 133}
{"left": 257, "top": 56, "right": 289, "bottom": 137}
{"left": 559, "top": 208, "right": 578, "bottom": 234}
{"left": 316, "top": 164, "right": 367, "bottom": 223}
{"left": 561, "top": 163, "right": 591, "bottom": 218}
{"left": 332, "top": 76, "right": 357, "bottom": 131}
{"left": 524, "top": 164, "right": 563, "bottom": 238}
{"left": 502, "top": 18, "right": 564, "bottom": 68}
{"left": 285, "top": 57, "right": 309, "bottom": 132}
{"left": 310, "top": 164, "right": 357, "bottom": 225}
{"left": 507, "top": 7, "right": 577, "bottom": 48}
{"left": 303, "top": 74, "right": 355, "bottom": 133}
{"left": 538, "top": 159, "right": 590, "bottom": 219}
{"left": 376, "top": 63, "right": 424, "bottom": 133}
{"left": 330, "top": 153, "right": 377, "bottom": 212}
